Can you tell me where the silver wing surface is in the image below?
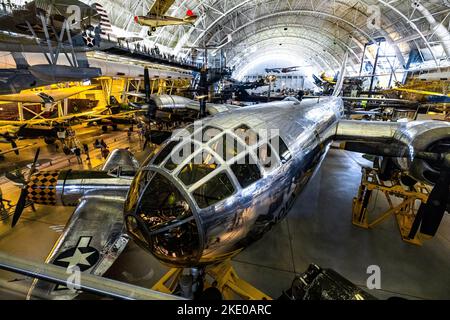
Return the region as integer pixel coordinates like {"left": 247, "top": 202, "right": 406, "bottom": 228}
{"left": 28, "top": 192, "right": 130, "bottom": 299}
{"left": 27, "top": 150, "right": 139, "bottom": 300}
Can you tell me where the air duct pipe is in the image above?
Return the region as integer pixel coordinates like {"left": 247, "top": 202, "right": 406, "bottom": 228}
{"left": 412, "top": 1, "right": 450, "bottom": 58}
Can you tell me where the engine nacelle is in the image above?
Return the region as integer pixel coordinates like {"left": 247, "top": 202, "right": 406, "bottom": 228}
{"left": 393, "top": 121, "right": 450, "bottom": 184}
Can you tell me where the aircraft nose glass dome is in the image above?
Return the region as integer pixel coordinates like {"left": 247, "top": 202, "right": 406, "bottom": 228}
{"left": 124, "top": 169, "right": 201, "bottom": 266}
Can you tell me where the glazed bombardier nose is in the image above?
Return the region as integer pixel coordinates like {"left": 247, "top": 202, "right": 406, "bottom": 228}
{"left": 124, "top": 170, "right": 202, "bottom": 267}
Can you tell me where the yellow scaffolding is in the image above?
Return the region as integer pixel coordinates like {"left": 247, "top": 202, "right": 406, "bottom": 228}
{"left": 352, "top": 167, "right": 431, "bottom": 245}
{"left": 152, "top": 260, "right": 272, "bottom": 300}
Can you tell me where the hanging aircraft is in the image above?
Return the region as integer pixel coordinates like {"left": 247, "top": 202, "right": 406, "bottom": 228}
{"left": 0, "top": 84, "right": 98, "bottom": 105}
{"left": 0, "top": 0, "right": 115, "bottom": 51}
{"left": 265, "top": 66, "right": 301, "bottom": 74}
{"left": 134, "top": 0, "right": 198, "bottom": 36}
{"left": 5, "top": 57, "right": 450, "bottom": 300}
{"left": 387, "top": 85, "right": 450, "bottom": 105}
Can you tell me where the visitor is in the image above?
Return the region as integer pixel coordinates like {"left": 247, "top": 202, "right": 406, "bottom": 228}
{"left": 74, "top": 147, "right": 82, "bottom": 165}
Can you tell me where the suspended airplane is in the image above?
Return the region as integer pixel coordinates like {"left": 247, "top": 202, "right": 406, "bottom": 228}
{"left": 265, "top": 66, "right": 301, "bottom": 74}
{"left": 134, "top": 0, "right": 197, "bottom": 36}
{"left": 0, "top": 85, "right": 98, "bottom": 105}
{"left": 389, "top": 86, "right": 450, "bottom": 104}
{"left": 5, "top": 57, "right": 450, "bottom": 300}
{"left": 0, "top": 0, "right": 114, "bottom": 51}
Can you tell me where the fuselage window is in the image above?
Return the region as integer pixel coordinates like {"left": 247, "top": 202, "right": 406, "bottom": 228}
{"left": 153, "top": 140, "right": 180, "bottom": 166}
{"left": 209, "top": 133, "right": 246, "bottom": 162}
{"left": 234, "top": 124, "right": 259, "bottom": 146}
{"left": 199, "top": 126, "right": 222, "bottom": 143}
{"left": 230, "top": 154, "right": 262, "bottom": 188}
{"left": 137, "top": 173, "right": 192, "bottom": 233}
{"left": 257, "top": 143, "right": 279, "bottom": 170}
{"left": 165, "top": 143, "right": 197, "bottom": 171}
{"left": 192, "top": 172, "right": 235, "bottom": 209}
{"left": 270, "top": 135, "right": 292, "bottom": 163}
{"left": 178, "top": 151, "right": 219, "bottom": 186}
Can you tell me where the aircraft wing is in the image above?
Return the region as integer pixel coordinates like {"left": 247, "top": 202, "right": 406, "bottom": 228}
{"left": 27, "top": 150, "right": 140, "bottom": 300}
{"left": 0, "top": 109, "right": 107, "bottom": 127}
{"left": 0, "top": 143, "right": 35, "bottom": 156}
{"left": 393, "top": 87, "right": 450, "bottom": 97}
{"left": 126, "top": 92, "right": 146, "bottom": 98}
{"left": 334, "top": 119, "right": 450, "bottom": 165}
{"left": 0, "top": 85, "right": 98, "bottom": 104}
{"left": 342, "top": 97, "right": 417, "bottom": 104}
{"left": 84, "top": 110, "right": 139, "bottom": 123}
{"left": 148, "top": 0, "right": 176, "bottom": 16}
{"left": 184, "top": 102, "right": 239, "bottom": 115}
{"left": 27, "top": 196, "right": 130, "bottom": 299}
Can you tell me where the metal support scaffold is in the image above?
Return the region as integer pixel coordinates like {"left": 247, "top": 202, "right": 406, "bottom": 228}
{"left": 352, "top": 167, "right": 431, "bottom": 245}
{"left": 152, "top": 260, "right": 272, "bottom": 300}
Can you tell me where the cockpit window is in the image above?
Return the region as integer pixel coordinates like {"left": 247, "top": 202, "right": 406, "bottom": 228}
{"left": 184, "top": 124, "right": 195, "bottom": 134}
{"left": 200, "top": 126, "right": 222, "bottom": 143}
{"left": 234, "top": 124, "right": 259, "bottom": 146}
{"left": 153, "top": 140, "right": 180, "bottom": 166}
{"left": 130, "top": 172, "right": 200, "bottom": 261}
{"left": 270, "top": 135, "right": 292, "bottom": 163}
{"left": 164, "top": 142, "right": 197, "bottom": 171}
{"left": 230, "top": 154, "right": 261, "bottom": 188}
{"left": 209, "top": 133, "right": 246, "bottom": 162}
{"left": 137, "top": 173, "right": 192, "bottom": 231}
{"left": 192, "top": 172, "right": 235, "bottom": 209}
{"left": 257, "top": 143, "right": 278, "bottom": 170}
{"left": 178, "top": 152, "right": 219, "bottom": 186}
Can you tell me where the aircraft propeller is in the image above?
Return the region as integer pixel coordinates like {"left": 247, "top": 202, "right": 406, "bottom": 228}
{"left": 408, "top": 151, "right": 450, "bottom": 238}
{"left": 9, "top": 148, "right": 40, "bottom": 227}
{"left": 0, "top": 132, "right": 19, "bottom": 155}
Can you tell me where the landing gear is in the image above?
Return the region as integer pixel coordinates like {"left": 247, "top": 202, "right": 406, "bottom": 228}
{"left": 101, "top": 125, "right": 108, "bottom": 133}
{"left": 152, "top": 260, "right": 271, "bottom": 300}
{"left": 44, "top": 136, "right": 56, "bottom": 145}
{"left": 112, "top": 124, "right": 118, "bottom": 131}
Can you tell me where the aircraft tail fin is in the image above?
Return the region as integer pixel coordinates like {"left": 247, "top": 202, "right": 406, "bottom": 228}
{"left": 332, "top": 52, "right": 348, "bottom": 97}
{"left": 94, "top": 3, "right": 113, "bottom": 36}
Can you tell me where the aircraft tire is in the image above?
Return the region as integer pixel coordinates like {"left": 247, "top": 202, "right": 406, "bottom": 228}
{"left": 101, "top": 125, "right": 108, "bottom": 132}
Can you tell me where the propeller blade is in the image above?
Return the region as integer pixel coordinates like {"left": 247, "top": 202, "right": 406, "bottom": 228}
{"left": 12, "top": 188, "right": 28, "bottom": 227}
{"left": 28, "top": 147, "right": 40, "bottom": 179}
{"left": 144, "top": 67, "right": 151, "bottom": 103}
{"left": 419, "top": 170, "right": 450, "bottom": 237}
{"left": 10, "top": 140, "right": 18, "bottom": 155}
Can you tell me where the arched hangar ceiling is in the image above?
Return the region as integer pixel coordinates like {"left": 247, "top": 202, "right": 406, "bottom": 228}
{"left": 86, "top": 0, "right": 450, "bottom": 73}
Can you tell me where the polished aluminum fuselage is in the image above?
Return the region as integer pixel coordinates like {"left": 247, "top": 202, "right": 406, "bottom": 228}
{"left": 140, "top": 97, "right": 345, "bottom": 266}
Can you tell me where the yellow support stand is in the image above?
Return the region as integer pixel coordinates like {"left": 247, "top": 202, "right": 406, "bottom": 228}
{"left": 152, "top": 260, "right": 272, "bottom": 300}
{"left": 352, "top": 167, "right": 430, "bottom": 245}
